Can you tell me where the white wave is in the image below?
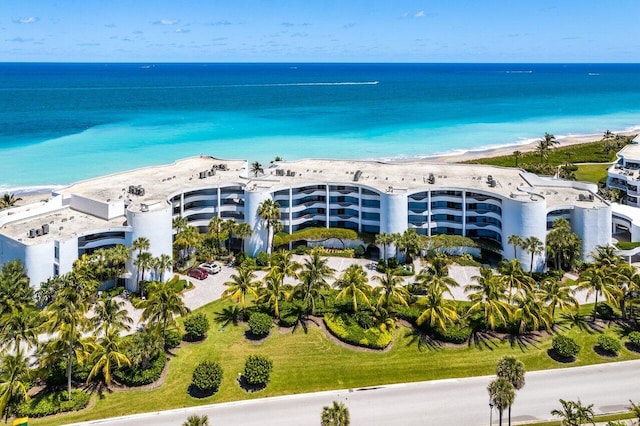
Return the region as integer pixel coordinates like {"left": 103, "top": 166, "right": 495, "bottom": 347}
{"left": 588, "top": 73, "right": 600, "bottom": 76}
{"left": 0, "top": 184, "right": 65, "bottom": 196}
{"left": 505, "top": 70, "right": 533, "bottom": 74}
{"left": 221, "top": 81, "right": 380, "bottom": 87}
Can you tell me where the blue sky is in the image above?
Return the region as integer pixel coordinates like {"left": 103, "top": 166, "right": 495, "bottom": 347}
{"left": 1, "top": 0, "right": 639, "bottom": 62}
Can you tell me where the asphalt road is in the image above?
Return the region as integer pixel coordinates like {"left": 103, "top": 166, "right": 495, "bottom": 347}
{"left": 68, "top": 360, "right": 640, "bottom": 426}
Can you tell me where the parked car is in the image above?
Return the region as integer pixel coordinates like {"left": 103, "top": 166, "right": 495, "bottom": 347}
{"left": 187, "top": 268, "right": 208, "bottom": 280}
{"left": 199, "top": 262, "right": 221, "bottom": 274}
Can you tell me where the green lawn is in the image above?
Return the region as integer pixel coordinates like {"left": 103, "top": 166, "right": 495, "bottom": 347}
{"left": 464, "top": 138, "right": 630, "bottom": 169}
{"left": 32, "top": 300, "right": 640, "bottom": 425}
{"left": 574, "top": 163, "right": 611, "bottom": 184}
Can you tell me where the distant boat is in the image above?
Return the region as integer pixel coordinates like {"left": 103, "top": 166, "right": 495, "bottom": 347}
{"left": 588, "top": 72, "right": 600, "bottom": 76}
{"left": 140, "top": 65, "right": 154, "bottom": 69}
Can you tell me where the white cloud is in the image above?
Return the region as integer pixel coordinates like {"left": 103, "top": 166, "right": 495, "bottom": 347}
{"left": 15, "top": 17, "right": 39, "bottom": 24}
{"left": 415, "top": 11, "right": 425, "bottom": 17}
{"left": 175, "top": 28, "right": 190, "bottom": 33}
{"left": 154, "top": 19, "right": 179, "bottom": 25}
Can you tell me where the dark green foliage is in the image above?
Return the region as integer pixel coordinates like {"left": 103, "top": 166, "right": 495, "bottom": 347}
{"left": 376, "top": 259, "right": 387, "bottom": 273}
{"left": 241, "top": 257, "right": 257, "bottom": 270}
{"left": 394, "top": 305, "right": 421, "bottom": 323}
{"left": 353, "top": 311, "right": 375, "bottom": 330}
{"left": 353, "top": 245, "right": 365, "bottom": 258}
{"left": 324, "top": 313, "right": 392, "bottom": 349}
{"left": 191, "top": 361, "right": 223, "bottom": 393}
{"left": 597, "top": 335, "right": 622, "bottom": 355}
{"left": 552, "top": 335, "right": 581, "bottom": 359}
{"left": 248, "top": 312, "right": 273, "bottom": 337}
{"left": 17, "top": 390, "right": 90, "bottom": 418}
{"left": 113, "top": 354, "right": 166, "bottom": 386}
{"left": 243, "top": 355, "right": 273, "bottom": 386}
{"left": 628, "top": 331, "right": 640, "bottom": 349}
{"left": 387, "top": 257, "right": 398, "bottom": 269}
{"left": 183, "top": 313, "right": 211, "bottom": 341}
{"left": 615, "top": 241, "right": 640, "bottom": 250}
{"left": 433, "top": 324, "right": 472, "bottom": 344}
{"left": 167, "top": 275, "right": 192, "bottom": 292}
{"left": 595, "top": 303, "right": 616, "bottom": 320}
{"left": 256, "top": 251, "right": 270, "bottom": 267}
{"left": 164, "top": 328, "right": 182, "bottom": 350}
{"left": 273, "top": 227, "right": 359, "bottom": 247}
{"left": 235, "top": 251, "right": 248, "bottom": 265}
{"left": 294, "top": 245, "right": 311, "bottom": 255}
{"left": 0, "top": 259, "right": 33, "bottom": 311}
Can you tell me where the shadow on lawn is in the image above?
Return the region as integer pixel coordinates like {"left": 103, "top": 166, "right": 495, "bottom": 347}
{"left": 403, "top": 329, "right": 445, "bottom": 352}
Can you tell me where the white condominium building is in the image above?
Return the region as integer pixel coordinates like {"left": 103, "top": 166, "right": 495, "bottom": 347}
{"left": 0, "top": 156, "right": 611, "bottom": 289}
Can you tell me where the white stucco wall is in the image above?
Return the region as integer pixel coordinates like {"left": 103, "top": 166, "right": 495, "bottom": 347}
{"left": 573, "top": 205, "right": 613, "bottom": 261}
{"left": 501, "top": 196, "right": 547, "bottom": 272}
{"left": 244, "top": 190, "right": 272, "bottom": 256}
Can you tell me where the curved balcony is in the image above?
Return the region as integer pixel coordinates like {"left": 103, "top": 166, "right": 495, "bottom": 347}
{"left": 78, "top": 236, "right": 126, "bottom": 250}
{"left": 290, "top": 213, "right": 327, "bottom": 225}
{"left": 183, "top": 193, "right": 219, "bottom": 205}
{"left": 466, "top": 223, "right": 502, "bottom": 234}
{"left": 292, "top": 187, "right": 327, "bottom": 197}
{"left": 183, "top": 205, "right": 217, "bottom": 216}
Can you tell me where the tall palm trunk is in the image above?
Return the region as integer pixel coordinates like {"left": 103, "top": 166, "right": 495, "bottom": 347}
{"left": 499, "top": 408, "right": 503, "bottom": 426}
{"left": 508, "top": 405, "right": 511, "bottom": 426}
{"left": 67, "top": 339, "right": 73, "bottom": 400}
{"left": 593, "top": 292, "right": 599, "bottom": 320}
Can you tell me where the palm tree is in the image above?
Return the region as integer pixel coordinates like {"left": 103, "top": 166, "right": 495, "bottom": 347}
{"left": 235, "top": 222, "right": 253, "bottom": 253}
{"left": 465, "top": 268, "right": 510, "bottom": 331}
{"left": 126, "top": 328, "right": 163, "bottom": 370}
{"left": 498, "top": 259, "right": 533, "bottom": 304}
{"left": 507, "top": 235, "right": 524, "bottom": 259}
{"left": 0, "top": 351, "right": 32, "bottom": 422}
{"left": 42, "top": 285, "right": 93, "bottom": 399}
{"left": 551, "top": 399, "right": 594, "bottom": 426}
{"left": 603, "top": 129, "right": 614, "bottom": 140}
{"left": 614, "top": 263, "right": 640, "bottom": 319}
{"left": 496, "top": 356, "right": 525, "bottom": 426}
{"left": 375, "top": 232, "right": 394, "bottom": 260}
{"left": 577, "top": 264, "right": 620, "bottom": 320}
{"left": 488, "top": 378, "right": 515, "bottom": 426}
{"left": 538, "top": 277, "right": 579, "bottom": 320}
{"left": 257, "top": 199, "right": 281, "bottom": 254}
{"left": 131, "top": 236, "right": 150, "bottom": 255}
{"left": 512, "top": 290, "right": 552, "bottom": 335}
{"left": 523, "top": 236, "right": 544, "bottom": 274}
{"left": 294, "top": 249, "right": 335, "bottom": 314}
{"left": 321, "top": 401, "right": 350, "bottom": 426}
{"left": 134, "top": 251, "right": 155, "bottom": 297}
{"left": 414, "top": 255, "right": 459, "bottom": 295}
{"left": 183, "top": 415, "right": 210, "bottom": 426}
{"left": 156, "top": 254, "right": 174, "bottom": 282}
{"left": 208, "top": 216, "right": 224, "bottom": 249}
{"left": 87, "top": 327, "right": 131, "bottom": 386}
{"left": 546, "top": 219, "right": 581, "bottom": 271}
{"left": 416, "top": 286, "right": 459, "bottom": 332}
{"left": 591, "top": 245, "right": 621, "bottom": 270}
{"left": 139, "top": 282, "right": 190, "bottom": 340}
{"left": 373, "top": 270, "right": 409, "bottom": 311}
{"left": 93, "top": 296, "right": 133, "bottom": 335}
{"left": 0, "top": 307, "right": 39, "bottom": 355}
{"left": 174, "top": 225, "right": 201, "bottom": 261}
{"left": 0, "top": 259, "right": 33, "bottom": 314}
{"left": 259, "top": 271, "right": 291, "bottom": 318}
{"left": 0, "top": 193, "right": 22, "bottom": 209}
{"left": 513, "top": 150, "right": 522, "bottom": 167}
{"left": 270, "top": 250, "right": 301, "bottom": 284}
{"left": 251, "top": 161, "right": 264, "bottom": 177}
{"left": 222, "top": 219, "right": 237, "bottom": 252}
{"left": 172, "top": 216, "right": 188, "bottom": 234}
{"left": 108, "top": 244, "right": 131, "bottom": 284}
{"left": 335, "top": 264, "right": 372, "bottom": 312}
{"left": 222, "top": 265, "right": 260, "bottom": 310}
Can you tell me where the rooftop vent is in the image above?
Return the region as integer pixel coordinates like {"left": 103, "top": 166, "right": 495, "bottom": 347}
{"left": 28, "top": 228, "right": 36, "bottom": 238}
{"left": 427, "top": 173, "right": 435, "bottom": 184}
{"left": 353, "top": 170, "right": 363, "bottom": 182}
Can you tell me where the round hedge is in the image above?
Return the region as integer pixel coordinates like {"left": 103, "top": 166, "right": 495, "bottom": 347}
{"left": 248, "top": 312, "right": 273, "bottom": 337}
{"left": 597, "top": 335, "right": 622, "bottom": 356}
{"left": 243, "top": 355, "right": 273, "bottom": 386}
{"left": 552, "top": 335, "right": 581, "bottom": 359}
{"left": 595, "top": 303, "right": 615, "bottom": 319}
{"left": 113, "top": 353, "right": 166, "bottom": 387}
{"left": 628, "top": 331, "right": 640, "bottom": 349}
{"left": 164, "top": 328, "right": 182, "bottom": 350}
{"left": 184, "top": 313, "right": 211, "bottom": 342}
{"left": 191, "top": 361, "right": 224, "bottom": 393}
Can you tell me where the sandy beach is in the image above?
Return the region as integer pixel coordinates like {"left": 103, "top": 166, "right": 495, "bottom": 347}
{"left": 433, "top": 129, "right": 638, "bottom": 163}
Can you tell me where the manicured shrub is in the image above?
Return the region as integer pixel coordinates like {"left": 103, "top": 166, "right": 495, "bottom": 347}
{"left": 235, "top": 251, "right": 248, "bottom": 265}
{"left": 17, "top": 390, "right": 90, "bottom": 418}
{"left": 113, "top": 354, "right": 166, "bottom": 386}
{"left": 164, "top": 328, "right": 182, "bottom": 350}
{"left": 387, "top": 257, "right": 398, "bottom": 269}
{"left": 597, "top": 335, "right": 622, "bottom": 356}
{"left": 595, "top": 303, "right": 616, "bottom": 320}
{"left": 183, "top": 313, "right": 210, "bottom": 342}
{"left": 241, "top": 257, "right": 257, "bottom": 270}
{"left": 294, "top": 244, "right": 311, "bottom": 255}
{"left": 279, "top": 312, "right": 299, "bottom": 328}
{"left": 552, "top": 335, "right": 581, "bottom": 359}
{"left": 353, "top": 311, "right": 375, "bottom": 330}
{"left": 353, "top": 245, "right": 366, "bottom": 258}
{"left": 256, "top": 251, "right": 270, "bottom": 267}
{"left": 191, "top": 361, "right": 223, "bottom": 393}
{"left": 248, "top": 312, "right": 273, "bottom": 337}
{"left": 376, "top": 259, "right": 387, "bottom": 273}
{"left": 324, "top": 313, "right": 392, "bottom": 350}
{"left": 628, "top": 331, "right": 640, "bottom": 349}
{"left": 433, "top": 324, "right": 472, "bottom": 344}
{"left": 243, "top": 355, "right": 273, "bottom": 386}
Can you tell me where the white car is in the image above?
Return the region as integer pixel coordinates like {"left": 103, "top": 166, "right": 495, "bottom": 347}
{"left": 199, "top": 262, "right": 221, "bottom": 274}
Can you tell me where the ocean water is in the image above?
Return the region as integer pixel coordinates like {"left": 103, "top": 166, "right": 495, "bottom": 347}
{"left": 1, "top": 63, "right": 640, "bottom": 190}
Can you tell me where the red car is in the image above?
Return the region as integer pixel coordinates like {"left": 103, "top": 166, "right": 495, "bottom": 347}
{"left": 187, "top": 268, "right": 208, "bottom": 280}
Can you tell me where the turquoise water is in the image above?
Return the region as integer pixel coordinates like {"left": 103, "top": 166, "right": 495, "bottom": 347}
{"left": 1, "top": 63, "right": 640, "bottom": 190}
